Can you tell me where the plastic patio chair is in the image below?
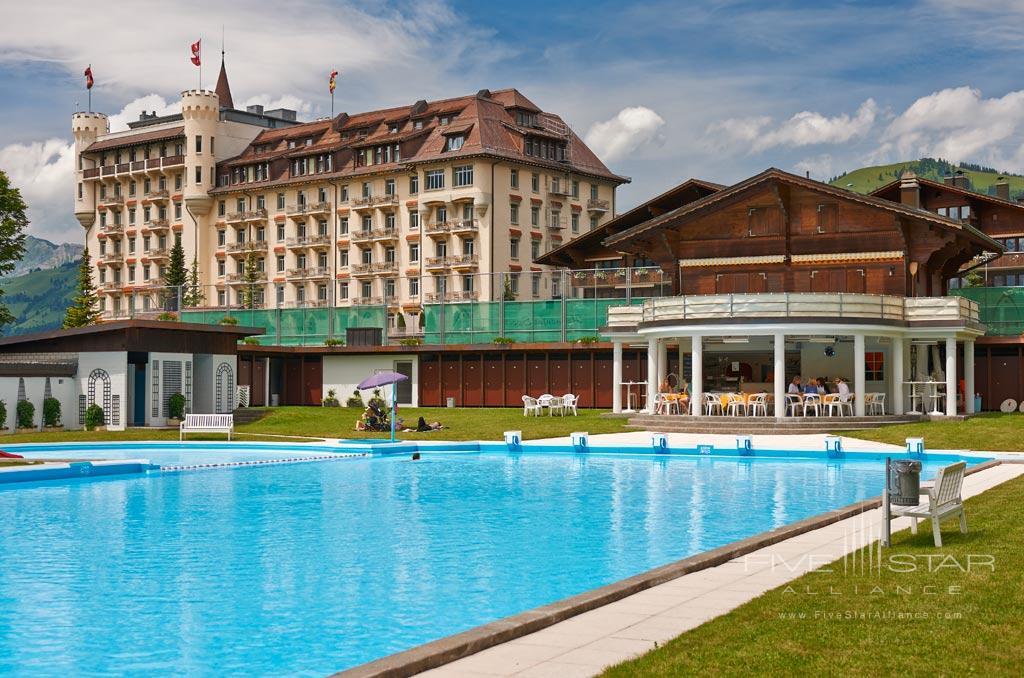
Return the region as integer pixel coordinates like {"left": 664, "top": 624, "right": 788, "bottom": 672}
{"left": 704, "top": 393, "right": 723, "bottom": 416}
{"left": 522, "top": 395, "right": 542, "bottom": 417}
{"left": 726, "top": 393, "right": 746, "bottom": 416}
{"left": 785, "top": 394, "right": 802, "bottom": 417}
{"left": 747, "top": 393, "right": 768, "bottom": 416}
{"left": 802, "top": 393, "right": 822, "bottom": 416}
{"left": 825, "top": 393, "right": 853, "bottom": 417}
{"left": 867, "top": 392, "right": 886, "bottom": 415}
{"left": 561, "top": 394, "right": 579, "bottom": 416}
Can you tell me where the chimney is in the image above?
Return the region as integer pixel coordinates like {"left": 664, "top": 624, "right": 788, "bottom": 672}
{"left": 899, "top": 170, "right": 921, "bottom": 208}
{"left": 995, "top": 177, "right": 1010, "bottom": 201}
{"left": 953, "top": 170, "right": 969, "bottom": 189}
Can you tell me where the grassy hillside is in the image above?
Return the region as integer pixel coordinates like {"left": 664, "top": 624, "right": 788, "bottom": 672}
{"left": 0, "top": 261, "right": 77, "bottom": 336}
{"left": 830, "top": 158, "right": 1024, "bottom": 198}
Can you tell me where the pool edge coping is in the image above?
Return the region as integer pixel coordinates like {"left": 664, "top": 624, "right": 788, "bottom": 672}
{"left": 332, "top": 458, "right": 1005, "bottom": 678}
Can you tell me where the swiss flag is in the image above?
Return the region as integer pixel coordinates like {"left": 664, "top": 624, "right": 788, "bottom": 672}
{"left": 190, "top": 39, "right": 201, "bottom": 67}
{"left": 84, "top": 65, "right": 94, "bottom": 90}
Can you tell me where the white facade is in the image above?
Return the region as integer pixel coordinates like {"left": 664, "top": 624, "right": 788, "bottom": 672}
{"left": 323, "top": 354, "right": 418, "bottom": 407}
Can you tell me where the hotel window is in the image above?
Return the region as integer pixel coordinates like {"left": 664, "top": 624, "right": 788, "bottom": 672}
{"left": 462, "top": 274, "right": 474, "bottom": 293}
{"left": 129, "top": 208, "right": 136, "bottom": 225}
{"left": 385, "top": 213, "right": 396, "bottom": 230}
{"left": 425, "top": 169, "right": 444, "bottom": 190}
{"left": 174, "top": 202, "right": 182, "bottom": 220}
{"left": 341, "top": 185, "right": 349, "bottom": 202}
{"left": 217, "top": 230, "right": 225, "bottom": 247}
{"left": 218, "top": 200, "right": 226, "bottom": 217}
{"left": 361, "top": 248, "right": 372, "bottom": 265}
{"left": 531, "top": 239, "right": 540, "bottom": 260}
{"left": 128, "top": 267, "right": 135, "bottom": 283}
{"left": 78, "top": 183, "right": 83, "bottom": 199}
{"left": 385, "top": 178, "right": 396, "bottom": 196}
{"left": 339, "top": 249, "right": 349, "bottom": 267}
{"left": 409, "top": 211, "right": 420, "bottom": 230}
{"left": 318, "top": 252, "right": 328, "bottom": 268}
{"left": 362, "top": 182, "right": 371, "bottom": 198}
{"left": 142, "top": 236, "right": 150, "bottom": 252}
{"left": 195, "top": 135, "right": 202, "bottom": 153}
{"left": 409, "top": 277, "right": 419, "bottom": 297}
{"left": 385, "top": 278, "right": 396, "bottom": 298}
{"left": 361, "top": 280, "right": 373, "bottom": 298}
{"left": 236, "top": 198, "right": 246, "bottom": 213}
{"left": 865, "top": 352, "right": 884, "bottom": 381}
{"left": 531, "top": 273, "right": 541, "bottom": 297}
{"left": 590, "top": 184, "right": 599, "bottom": 200}
{"left": 129, "top": 181, "right": 136, "bottom": 197}
{"left": 444, "top": 135, "right": 465, "bottom": 152}
{"left": 436, "top": 206, "right": 447, "bottom": 223}
{"left": 339, "top": 217, "right": 349, "bottom": 235}
{"left": 339, "top": 281, "right": 349, "bottom": 299}
{"left": 361, "top": 215, "right": 372, "bottom": 232}
{"left": 113, "top": 210, "right": 121, "bottom": 225}
{"left": 531, "top": 173, "right": 539, "bottom": 192}
{"left": 453, "top": 165, "right": 473, "bottom": 187}
{"left": 217, "top": 259, "right": 225, "bottom": 276}
{"left": 194, "top": 166, "right": 202, "bottom": 184}
{"left": 318, "top": 187, "right": 328, "bottom": 203}
{"left": 571, "top": 213, "right": 579, "bottom": 233}
{"left": 413, "top": 119, "right": 423, "bottom": 130}
{"left": 510, "top": 203, "right": 519, "bottom": 225}
{"left": 128, "top": 237, "right": 136, "bottom": 254}
{"left": 531, "top": 206, "right": 540, "bottom": 227}
{"left": 276, "top": 285, "right": 285, "bottom": 305}
{"left": 510, "top": 169, "right": 519, "bottom": 189}
{"left": 210, "top": 137, "right": 215, "bottom": 155}
{"left": 276, "top": 255, "right": 285, "bottom": 272}
{"left": 385, "top": 246, "right": 396, "bottom": 264}
{"left": 572, "top": 181, "right": 579, "bottom": 199}
{"left": 277, "top": 223, "right": 285, "bottom": 240}
{"left": 409, "top": 242, "right": 420, "bottom": 262}
{"left": 439, "top": 115, "right": 450, "bottom": 126}
{"left": 256, "top": 195, "right": 266, "bottom": 210}
{"left": 277, "top": 193, "right": 285, "bottom": 210}
{"left": 409, "top": 174, "right": 419, "bottom": 194}
{"left": 590, "top": 215, "right": 598, "bottom": 230}
{"left": 510, "top": 238, "right": 519, "bottom": 259}
{"left": 509, "top": 273, "right": 520, "bottom": 295}
{"left": 175, "top": 174, "right": 182, "bottom": 190}
{"left": 257, "top": 226, "right": 266, "bottom": 242}
{"left": 318, "top": 220, "right": 328, "bottom": 236}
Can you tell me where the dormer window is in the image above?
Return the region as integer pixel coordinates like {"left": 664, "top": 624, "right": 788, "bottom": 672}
{"left": 443, "top": 135, "right": 465, "bottom": 152}
{"left": 413, "top": 120, "right": 424, "bottom": 130}
{"left": 305, "top": 138, "right": 313, "bottom": 146}
{"left": 515, "top": 110, "right": 538, "bottom": 127}
{"left": 439, "top": 115, "right": 450, "bottom": 126}
{"left": 389, "top": 123, "right": 400, "bottom": 134}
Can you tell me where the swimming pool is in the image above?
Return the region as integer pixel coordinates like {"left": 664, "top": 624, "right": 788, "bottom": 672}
{"left": 0, "top": 444, "right": 987, "bottom": 676}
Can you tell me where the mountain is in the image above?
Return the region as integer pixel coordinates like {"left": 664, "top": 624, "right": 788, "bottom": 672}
{"left": 5, "top": 235, "right": 84, "bottom": 279}
{"left": 829, "top": 158, "right": 1024, "bottom": 199}
{"left": 0, "top": 260, "right": 77, "bottom": 336}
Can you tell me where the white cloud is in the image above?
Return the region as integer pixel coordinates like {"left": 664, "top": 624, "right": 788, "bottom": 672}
{"left": 107, "top": 94, "right": 180, "bottom": 133}
{"left": 584, "top": 106, "right": 666, "bottom": 162}
{"left": 708, "top": 99, "right": 878, "bottom": 153}
{"left": 793, "top": 154, "right": 835, "bottom": 180}
{"left": 876, "top": 86, "right": 1024, "bottom": 169}
{"left": 0, "top": 138, "right": 76, "bottom": 244}
{"left": 240, "top": 95, "right": 313, "bottom": 117}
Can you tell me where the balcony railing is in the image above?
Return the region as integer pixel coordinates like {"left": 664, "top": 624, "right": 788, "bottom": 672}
{"left": 547, "top": 181, "right": 571, "bottom": 197}
{"left": 100, "top": 252, "right": 123, "bottom": 264}
{"left": 424, "top": 290, "right": 479, "bottom": 303}
{"left": 308, "top": 234, "right": 332, "bottom": 248}
{"left": 305, "top": 266, "right": 331, "bottom": 279}
{"left": 285, "top": 268, "right": 308, "bottom": 279}
{"left": 144, "top": 189, "right": 169, "bottom": 202}
{"left": 605, "top": 293, "right": 982, "bottom": 329}
{"left": 353, "top": 296, "right": 384, "bottom": 306}
{"left": 425, "top": 222, "right": 450, "bottom": 235}
{"left": 286, "top": 237, "right": 309, "bottom": 249}
{"left": 98, "top": 195, "right": 123, "bottom": 206}
{"left": 373, "top": 193, "right": 399, "bottom": 207}
{"left": 226, "top": 240, "right": 268, "bottom": 254}
{"left": 286, "top": 201, "right": 331, "bottom": 217}
{"left": 449, "top": 219, "right": 479, "bottom": 233}
{"left": 144, "top": 248, "right": 169, "bottom": 260}
{"left": 351, "top": 229, "right": 374, "bottom": 242}
{"left": 351, "top": 263, "right": 375, "bottom": 276}
{"left": 587, "top": 198, "right": 610, "bottom": 212}
{"left": 546, "top": 217, "right": 566, "bottom": 230}
{"left": 425, "top": 256, "right": 449, "bottom": 269}
{"left": 226, "top": 272, "right": 268, "bottom": 284}
{"left": 352, "top": 196, "right": 374, "bottom": 209}
{"left": 371, "top": 227, "right": 398, "bottom": 240}
{"left": 99, "top": 223, "right": 124, "bottom": 235}
{"left": 371, "top": 261, "right": 397, "bottom": 274}
{"left": 143, "top": 218, "right": 169, "bottom": 231}
{"left": 99, "top": 281, "right": 123, "bottom": 291}
{"left": 448, "top": 254, "right": 479, "bottom": 268}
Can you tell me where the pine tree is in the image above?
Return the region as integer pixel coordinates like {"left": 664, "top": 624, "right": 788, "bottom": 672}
{"left": 238, "top": 251, "right": 261, "bottom": 309}
{"left": 183, "top": 258, "right": 205, "bottom": 307}
{"left": 163, "top": 236, "right": 187, "bottom": 310}
{"left": 63, "top": 248, "right": 101, "bottom": 328}
{"left": 0, "top": 170, "right": 28, "bottom": 327}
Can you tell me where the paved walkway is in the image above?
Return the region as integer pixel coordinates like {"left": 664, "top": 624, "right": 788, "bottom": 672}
{"left": 418, "top": 463, "right": 1024, "bottom": 678}
{"left": 527, "top": 430, "right": 905, "bottom": 452}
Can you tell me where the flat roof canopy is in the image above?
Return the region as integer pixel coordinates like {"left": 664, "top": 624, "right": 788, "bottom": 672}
{"left": 0, "top": 320, "right": 262, "bottom": 355}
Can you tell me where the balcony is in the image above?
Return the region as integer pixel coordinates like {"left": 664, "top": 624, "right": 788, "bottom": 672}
{"left": 425, "top": 256, "right": 449, "bottom": 270}
{"left": 138, "top": 277, "right": 166, "bottom": 290}
{"left": 353, "top": 296, "right": 384, "bottom": 306}
{"left": 226, "top": 208, "right": 269, "bottom": 224}
{"left": 547, "top": 181, "right": 571, "bottom": 197}
{"left": 351, "top": 229, "right": 374, "bottom": 243}
{"left": 424, "top": 290, "right": 478, "bottom": 303}
{"left": 307, "top": 234, "right": 332, "bottom": 249}
{"left": 587, "top": 198, "right": 610, "bottom": 213}
{"left": 371, "top": 261, "right": 398, "bottom": 275}
{"left": 546, "top": 217, "right": 566, "bottom": 231}
{"left": 604, "top": 293, "right": 983, "bottom": 330}
{"left": 373, "top": 193, "right": 399, "bottom": 208}
{"left": 143, "top": 218, "right": 170, "bottom": 232}
{"left": 99, "top": 281, "right": 123, "bottom": 292}
{"left": 351, "top": 263, "right": 375, "bottom": 276}
{"left": 425, "top": 222, "right": 450, "bottom": 237}
{"left": 449, "top": 254, "right": 479, "bottom": 269}
{"left": 98, "top": 194, "right": 124, "bottom": 207}
{"left": 286, "top": 237, "right": 310, "bottom": 250}
{"left": 449, "top": 219, "right": 479, "bottom": 234}
{"left": 286, "top": 201, "right": 331, "bottom": 218}
{"left": 99, "top": 222, "right": 124, "bottom": 236}
{"left": 285, "top": 268, "right": 308, "bottom": 280}
{"left": 144, "top": 248, "right": 169, "bottom": 261}
{"left": 144, "top": 189, "right": 169, "bottom": 203}
{"left": 352, "top": 196, "right": 375, "bottom": 210}
{"left": 143, "top": 155, "right": 184, "bottom": 172}
{"left": 226, "top": 240, "right": 268, "bottom": 255}
{"left": 226, "top": 272, "right": 268, "bottom": 285}
{"left": 100, "top": 252, "right": 123, "bottom": 265}
{"left": 306, "top": 266, "right": 331, "bottom": 280}
{"left": 371, "top": 227, "right": 398, "bottom": 241}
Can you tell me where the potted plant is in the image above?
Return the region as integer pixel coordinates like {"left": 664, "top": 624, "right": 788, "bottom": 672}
{"left": 156, "top": 311, "right": 179, "bottom": 322}
{"left": 167, "top": 393, "right": 186, "bottom": 425}
{"left": 322, "top": 389, "right": 340, "bottom": 407}
{"left": 219, "top": 315, "right": 239, "bottom": 325}
{"left": 399, "top": 337, "right": 423, "bottom": 346}
{"left": 84, "top": 404, "right": 105, "bottom": 431}
{"left": 345, "top": 390, "right": 365, "bottom": 408}
{"left": 42, "top": 397, "right": 63, "bottom": 430}
{"left": 324, "top": 337, "right": 345, "bottom": 347}
{"left": 241, "top": 337, "right": 260, "bottom": 346}
{"left": 15, "top": 400, "right": 36, "bottom": 433}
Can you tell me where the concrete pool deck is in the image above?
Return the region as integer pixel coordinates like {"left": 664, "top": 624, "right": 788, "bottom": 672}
{"left": 338, "top": 460, "right": 1024, "bottom": 678}
{"left": 522, "top": 430, "right": 907, "bottom": 452}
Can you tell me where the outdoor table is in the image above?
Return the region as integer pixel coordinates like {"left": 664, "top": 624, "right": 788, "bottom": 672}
{"left": 621, "top": 381, "right": 647, "bottom": 413}
{"left": 903, "top": 381, "right": 944, "bottom": 415}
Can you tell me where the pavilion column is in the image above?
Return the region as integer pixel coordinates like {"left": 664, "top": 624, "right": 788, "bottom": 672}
{"left": 945, "top": 336, "right": 957, "bottom": 416}
{"left": 773, "top": 331, "right": 786, "bottom": 420}
{"left": 854, "top": 333, "right": 866, "bottom": 417}
{"left": 691, "top": 335, "right": 703, "bottom": 417}
{"left": 964, "top": 339, "right": 976, "bottom": 414}
{"left": 646, "top": 337, "right": 658, "bottom": 413}
{"left": 612, "top": 340, "right": 623, "bottom": 414}
{"left": 657, "top": 339, "right": 668, "bottom": 388}
{"left": 915, "top": 340, "right": 929, "bottom": 381}
{"left": 892, "top": 337, "right": 904, "bottom": 415}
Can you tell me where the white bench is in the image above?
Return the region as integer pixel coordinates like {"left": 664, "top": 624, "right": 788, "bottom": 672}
{"left": 180, "top": 414, "right": 234, "bottom": 441}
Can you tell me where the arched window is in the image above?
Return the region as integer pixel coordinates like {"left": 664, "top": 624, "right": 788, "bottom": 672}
{"left": 88, "top": 368, "right": 112, "bottom": 424}
{"left": 215, "top": 362, "right": 235, "bottom": 414}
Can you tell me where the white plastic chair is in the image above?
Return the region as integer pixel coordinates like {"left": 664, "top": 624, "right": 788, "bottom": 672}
{"left": 561, "top": 394, "right": 578, "bottom": 416}
{"left": 785, "top": 394, "right": 802, "bottom": 417}
{"left": 747, "top": 393, "right": 768, "bottom": 416}
{"left": 803, "top": 393, "right": 822, "bottom": 416}
{"left": 891, "top": 461, "right": 967, "bottom": 547}
{"left": 825, "top": 393, "right": 853, "bottom": 417}
{"left": 522, "top": 395, "right": 542, "bottom": 417}
{"left": 704, "top": 393, "right": 723, "bottom": 416}
{"left": 547, "top": 396, "right": 565, "bottom": 416}
{"left": 866, "top": 392, "right": 886, "bottom": 415}
{"left": 726, "top": 394, "right": 746, "bottom": 417}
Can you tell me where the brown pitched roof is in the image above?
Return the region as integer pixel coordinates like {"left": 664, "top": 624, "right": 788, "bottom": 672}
{"left": 84, "top": 126, "right": 185, "bottom": 154}
{"left": 871, "top": 175, "right": 1024, "bottom": 212}
{"left": 604, "top": 168, "right": 1003, "bottom": 251}
{"left": 215, "top": 57, "right": 234, "bottom": 109}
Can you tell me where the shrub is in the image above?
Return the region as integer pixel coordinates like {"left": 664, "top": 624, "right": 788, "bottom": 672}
{"left": 575, "top": 335, "right": 600, "bottom": 345}
{"left": 322, "top": 389, "right": 340, "bottom": 407}
{"left": 16, "top": 400, "right": 35, "bottom": 429}
{"left": 368, "top": 388, "right": 386, "bottom": 411}
{"left": 42, "top": 397, "right": 62, "bottom": 427}
{"left": 241, "top": 337, "right": 260, "bottom": 345}
{"left": 219, "top": 315, "right": 239, "bottom": 325}
{"left": 168, "top": 393, "right": 187, "bottom": 420}
{"left": 324, "top": 338, "right": 345, "bottom": 347}
{"left": 345, "top": 390, "right": 365, "bottom": 408}
{"left": 85, "top": 404, "right": 105, "bottom": 430}
{"left": 493, "top": 336, "right": 516, "bottom": 344}
{"left": 399, "top": 337, "right": 423, "bottom": 346}
{"left": 157, "top": 311, "right": 179, "bottom": 322}
{"left": 0, "top": 399, "right": 6, "bottom": 429}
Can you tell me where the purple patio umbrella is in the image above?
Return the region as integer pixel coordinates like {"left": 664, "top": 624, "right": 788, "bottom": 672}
{"left": 357, "top": 371, "right": 409, "bottom": 441}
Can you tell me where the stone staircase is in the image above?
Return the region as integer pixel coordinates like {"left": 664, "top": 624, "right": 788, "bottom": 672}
{"left": 232, "top": 408, "right": 270, "bottom": 425}
{"left": 625, "top": 414, "right": 923, "bottom": 435}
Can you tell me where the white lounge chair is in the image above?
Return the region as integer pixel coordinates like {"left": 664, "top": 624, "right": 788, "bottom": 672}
{"left": 522, "top": 395, "right": 542, "bottom": 417}
{"left": 891, "top": 461, "right": 967, "bottom": 547}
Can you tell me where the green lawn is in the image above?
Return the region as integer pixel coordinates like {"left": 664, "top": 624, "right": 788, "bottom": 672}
{"left": 837, "top": 412, "right": 1024, "bottom": 453}
{"left": 0, "top": 407, "right": 631, "bottom": 445}
{"left": 605, "top": 474, "right": 1024, "bottom": 676}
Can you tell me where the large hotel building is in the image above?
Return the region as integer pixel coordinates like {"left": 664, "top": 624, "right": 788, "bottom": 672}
{"left": 72, "top": 63, "right": 627, "bottom": 325}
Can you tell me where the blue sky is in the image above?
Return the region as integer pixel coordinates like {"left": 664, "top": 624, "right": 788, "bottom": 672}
{"left": 3, "top": 0, "right": 1024, "bottom": 243}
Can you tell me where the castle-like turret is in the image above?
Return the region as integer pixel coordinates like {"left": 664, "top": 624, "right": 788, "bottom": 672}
{"left": 71, "top": 111, "right": 109, "bottom": 229}
{"left": 179, "top": 89, "right": 220, "bottom": 217}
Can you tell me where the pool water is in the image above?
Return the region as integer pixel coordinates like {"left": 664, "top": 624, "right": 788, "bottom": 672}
{"left": 0, "top": 448, "right": 975, "bottom": 676}
{"left": 2, "top": 441, "right": 343, "bottom": 466}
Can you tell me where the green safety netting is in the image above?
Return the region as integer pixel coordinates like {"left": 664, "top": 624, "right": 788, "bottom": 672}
{"left": 952, "top": 287, "right": 1024, "bottom": 336}
{"left": 181, "top": 306, "right": 387, "bottom": 346}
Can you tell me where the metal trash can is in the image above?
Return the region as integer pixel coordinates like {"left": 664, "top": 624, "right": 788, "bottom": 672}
{"left": 889, "top": 459, "right": 922, "bottom": 506}
{"left": 446, "top": 397, "right": 455, "bottom": 408}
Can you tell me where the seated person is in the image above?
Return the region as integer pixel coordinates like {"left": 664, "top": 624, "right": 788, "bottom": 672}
{"left": 816, "top": 378, "right": 828, "bottom": 395}
{"left": 803, "top": 382, "right": 819, "bottom": 396}
{"left": 788, "top": 376, "right": 803, "bottom": 395}
{"left": 835, "top": 377, "right": 851, "bottom": 397}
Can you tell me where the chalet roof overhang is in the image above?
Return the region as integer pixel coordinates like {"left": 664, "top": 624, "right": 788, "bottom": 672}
{"left": 603, "top": 168, "right": 1005, "bottom": 254}
{"left": 871, "top": 176, "right": 1024, "bottom": 213}
{"left": 0, "top": 320, "right": 262, "bottom": 355}
{"left": 84, "top": 126, "right": 185, "bottom": 154}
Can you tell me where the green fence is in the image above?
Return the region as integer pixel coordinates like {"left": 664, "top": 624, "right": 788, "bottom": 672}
{"left": 181, "top": 306, "right": 387, "bottom": 345}
{"left": 952, "top": 287, "right": 1024, "bottom": 336}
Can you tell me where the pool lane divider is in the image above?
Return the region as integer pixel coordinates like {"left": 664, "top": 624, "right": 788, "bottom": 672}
{"left": 0, "top": 460, "right": 151, "bottom": 485}
{"left": 159, "top": 452, "right": 369, "bottom": 472}
{"left": 335, "top": 458, "right": 1005, "bottom": 678}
